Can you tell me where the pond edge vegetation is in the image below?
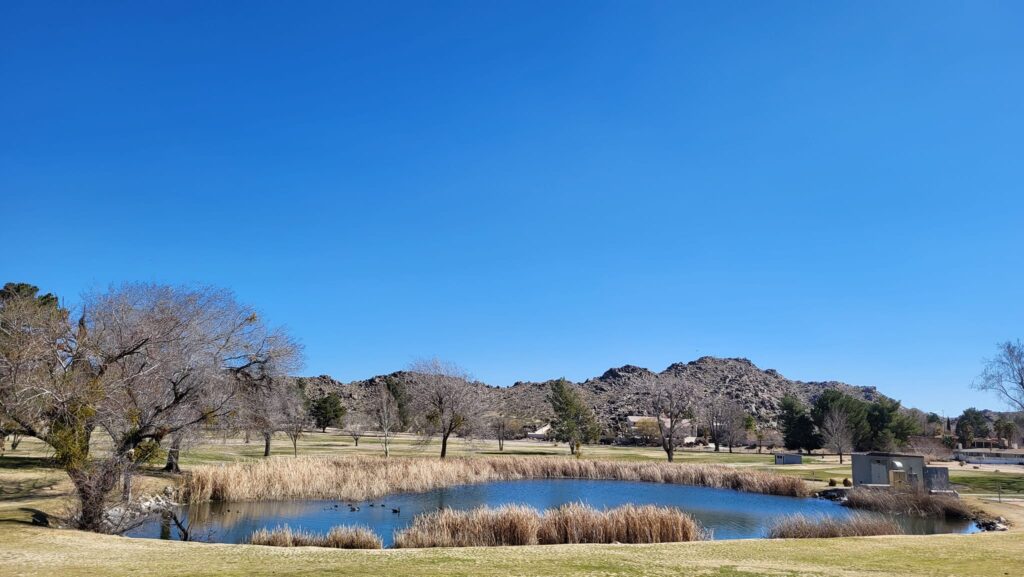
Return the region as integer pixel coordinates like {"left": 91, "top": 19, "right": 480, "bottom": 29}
{"left": 843, "top": 487, "right": 975, "bottom": 519}
{"left": 767, "top": 513, "right": 904, "bottom": 539}
{"left": 393, "top": 503, "right": 707, "bottom": 548}
{"left": 249, "top": 524, "right": 383, "bottom": 549}
{"left": 246, "top": 503, "right": 707, "bottom": 549}
{"left": 182, "top": 455, "right": 810, "bottom": 503}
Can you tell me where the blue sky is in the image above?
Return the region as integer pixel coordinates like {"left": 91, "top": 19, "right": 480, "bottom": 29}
{"left": 2, "top": 2, "right": 1022, "bottom": 415}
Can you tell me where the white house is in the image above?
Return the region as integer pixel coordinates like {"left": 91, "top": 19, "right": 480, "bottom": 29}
{"left": 527, "top": 424, "right": 551, "bottom": 440}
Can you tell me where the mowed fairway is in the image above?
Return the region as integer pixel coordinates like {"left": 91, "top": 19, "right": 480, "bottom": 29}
{"left": 2, "top": 433, "right": 1023, "bottom": 577}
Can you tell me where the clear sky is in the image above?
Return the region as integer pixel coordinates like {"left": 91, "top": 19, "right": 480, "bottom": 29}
{"left": 2, "top": 2, "right": 1022, "bottom": 416}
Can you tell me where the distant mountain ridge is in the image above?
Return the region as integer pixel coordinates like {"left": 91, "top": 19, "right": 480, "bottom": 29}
{"left": 297, "top": 356, "right": 888, "bottom": 430}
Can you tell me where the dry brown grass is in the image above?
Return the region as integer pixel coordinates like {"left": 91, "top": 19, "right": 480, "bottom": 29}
{"left": 392, "top": 505, "right": 542, "bottom": 547}
{"left": 768, "top": 513, "right": 903, "bottom": 539}
{"left": 182, "top": 455, "right": 808, "bottom": 503}
{"left": 845, "top": 488, "right": 974, "bottom": 519}
{"left": 392, "top": 503, "right": 706, "bottom": 548}
{"left": 249, "top": 524, "right": 382, "bottom": 549}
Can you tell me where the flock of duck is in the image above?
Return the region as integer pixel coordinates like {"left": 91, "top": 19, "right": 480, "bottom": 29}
{"left": 324, "top": 502, "right": 401, "bottom": 514}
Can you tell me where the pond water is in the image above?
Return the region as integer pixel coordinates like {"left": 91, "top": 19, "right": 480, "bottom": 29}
{"left": 126, "top": 479, "right": 975, "bottom": 547}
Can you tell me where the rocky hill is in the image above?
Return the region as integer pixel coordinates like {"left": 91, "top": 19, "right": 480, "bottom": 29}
{"left": 297, "top": 356, "right": 887, "bottom": 431}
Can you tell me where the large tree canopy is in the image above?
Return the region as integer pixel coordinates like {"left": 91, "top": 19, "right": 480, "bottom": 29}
{"left": 0, "top": 282, "right": 301, "bottom": 532}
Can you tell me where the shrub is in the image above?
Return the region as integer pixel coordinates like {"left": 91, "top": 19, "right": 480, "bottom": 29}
{"left": 842, "top": 478, "right": 852, "bottom": 487}
{"left": 768, "top": 514, "right": 903, "bottom": 539}
{"left": 828, "top": 478, "right": 837, "bottom": 487}
{"left": 249, "top": 524, "right": 382, "bottom": 549}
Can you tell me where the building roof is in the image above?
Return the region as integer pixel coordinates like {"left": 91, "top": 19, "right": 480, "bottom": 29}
{"left": 956, "top": 448, "right": 1024, "bottom": 455}
{"left": 855, "top": 452, "right": 926, "bottom": 458}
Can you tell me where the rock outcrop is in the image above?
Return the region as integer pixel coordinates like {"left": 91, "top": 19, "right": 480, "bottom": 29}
{"left": 297, "top": 356, "right": 886, "bottom": 430}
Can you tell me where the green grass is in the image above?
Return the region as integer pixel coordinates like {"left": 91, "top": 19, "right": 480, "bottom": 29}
{"left": 1, "top": 433, "right": 1022, "bottom": 577}
{"left": 950, "top": 470, "right": 1024, "bottom": 495}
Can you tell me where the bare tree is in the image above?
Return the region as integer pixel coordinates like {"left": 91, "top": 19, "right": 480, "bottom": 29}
{"left": 373, "top": 377, "right": 400, "bottom": 458}
{"left": 344, "top": 412, "right": 367, "bottom": 447}
{"left": 975, "top": 340, "right": 1024, "bottom": 412}
{"left": 820, "top": 408, "right": 853, "bottom": 464}
{"left": 490, "top": 413, "right": 523, "bottom": 452}
{"left": 649, "top": 376, "right": 695, "bottom": 462}
{"left": 702, "top": 393, "right": 746, "bottom": 453}
{"left": 409, "top": 358, "right": 481, "bottom": 459}
{"left": 0, "top": 283, "right": 301, "bottom": 532}
{"left": 278, "top": 385, "right": 310, "bottom": 457}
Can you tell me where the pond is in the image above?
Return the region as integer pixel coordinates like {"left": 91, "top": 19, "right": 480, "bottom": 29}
{"left": 126, "top": 479, "right": 976, "bottom": 546}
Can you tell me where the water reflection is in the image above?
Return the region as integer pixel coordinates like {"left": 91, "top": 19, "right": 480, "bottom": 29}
{"left": 126, "top": 479, "right": 975, "bottom": 547}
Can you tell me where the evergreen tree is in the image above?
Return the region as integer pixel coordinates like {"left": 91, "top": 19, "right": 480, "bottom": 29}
{"left": 547, "top": 378, "right": 601, "bottom": 455}
{"left": 779, "top": 395, "right": 821, "bottom": 453}
{"left": 308, "top": 393, "right": 346, "bottom": 432}
{"left": 956, "top": 408, "right": 990, "bottom": 446}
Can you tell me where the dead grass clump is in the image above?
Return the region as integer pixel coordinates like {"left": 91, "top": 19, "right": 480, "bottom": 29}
{"left": 537, "top": 503, "right": 705, "bottom": 545}
{"left": 392, "top": 503, "right": 705, "bottom": 548}
{"left": 392, "top": 505, "right": 541, "bottom": 548}
{"left": 249, "top": 524, "right": 382, "bottom": 549}
{"left": 845, "top": 488, "right": 974, "bottom": 519}
{"left": 182, "top": 456, "right": 809, "bottom": 503}
{"left": 768, "top": 513, "right": 903, "bottom": 539}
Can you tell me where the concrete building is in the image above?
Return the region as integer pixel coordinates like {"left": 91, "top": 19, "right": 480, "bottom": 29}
{"left": 774, "top": 453, "right": 803, "bottom": 465}
{"left": 851, "top": 452, "right": 950, "bottom": 491}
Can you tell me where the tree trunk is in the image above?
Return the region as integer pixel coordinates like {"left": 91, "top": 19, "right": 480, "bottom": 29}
{"left": 70, "top": 463, "right": 120, "bottom": 533}
{"left": 498, "top": 436, "right": 504, "bottom": 451}
{"left": 714, "top": 440, "right": 720, "bottom": 452}
{"left": 122, "top": 467, "right": 132, "bottom": 502}
{"left": 728, "top": 443, "right": 733, "bottom": 453}
{"left": 292, "top": 437, "right": 297, "bottom": 457}
{"left": 163, "top": 436, "right": 182, "bottom": 473}
{"left": 10, "top": 433, "right": 21, "bottom": 451}
{"left": 383, "top": 434, "right": 390, "bottom": 458}
{"left": 839, "top": 452, "right": 844, "bottom": 464}
{"left": 263, "top": 432, "right": 272, "bottom": 457}
{"left": 244, "top": 430, "right": 251, "bottom": 444}
{"left": 440, "top": 432, "right": 450, "bottom": 459}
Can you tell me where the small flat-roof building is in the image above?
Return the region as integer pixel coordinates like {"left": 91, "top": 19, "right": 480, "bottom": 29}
{"left": 623, "top": 416, "right": 697, "bottom": 444}
{"left": 526, "top": 424, "right": 551, "bottom": 440}
{"left": 954, "top": 448, "right": 1024, "bottom": 465}
{"left": 851, "top": 452, "right": 950, "bottom": 491}
{"left": 774, "top": 453, "right": 802, "bottom": 465}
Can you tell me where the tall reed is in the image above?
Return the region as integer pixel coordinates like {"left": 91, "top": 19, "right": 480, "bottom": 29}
{"left": 767, "top": 513, "right": 903, "bottom": 539}
{"left": 844, "top": 488, "right": 974, "bottom": 519}
{"left": 182, "top": 455, "right": 808, "bottom": 503}
{"left": 392, "top": 503, "right": 705, "bottom": 548}
{"left": 249, "top": 524, "right": 382, "bottom": 549}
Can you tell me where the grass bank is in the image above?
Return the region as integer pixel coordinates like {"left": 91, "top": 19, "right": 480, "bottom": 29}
{"left": 182, "top": 455, "right": 809, "bottom": 503}
{"left": 3, "top": 522, "right": 1022, "bottom": 577}
{"left": 392, "top": 503, "right": 705, "bottom": 548}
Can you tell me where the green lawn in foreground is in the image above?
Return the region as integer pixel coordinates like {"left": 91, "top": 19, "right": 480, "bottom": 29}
{"left": 2, "top": 433, "right": 1022, "bottom": 577}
